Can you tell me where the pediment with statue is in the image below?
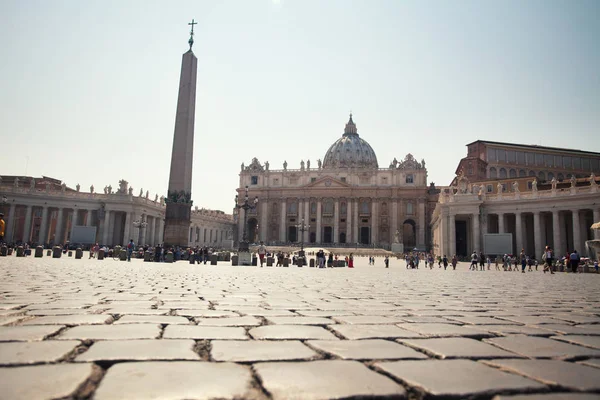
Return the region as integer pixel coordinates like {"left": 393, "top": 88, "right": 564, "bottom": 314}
{"left": 396, "top": 154, "right": 425, "bottom": 170}
{"left": 245, "top": 157, "right": 264, "bottom": 172}
{"left": 117, "top": 179, "right": 129, "bottom": 194}
{"left": 305, "top": 176, "right": 351, "bottom": 188}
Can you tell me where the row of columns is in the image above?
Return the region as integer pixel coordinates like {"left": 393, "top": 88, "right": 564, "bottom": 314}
{"left": 189, "top": 225, "right": 229, "bottom": 247}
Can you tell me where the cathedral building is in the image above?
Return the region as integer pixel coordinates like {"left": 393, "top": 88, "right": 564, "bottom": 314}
{"left": 236, "top": 115, "right": 439, "bottom": 250}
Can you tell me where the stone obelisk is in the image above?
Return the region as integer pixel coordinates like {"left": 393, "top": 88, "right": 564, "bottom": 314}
{"left": 164, "top": 20, "right": 198, "bottom": 247}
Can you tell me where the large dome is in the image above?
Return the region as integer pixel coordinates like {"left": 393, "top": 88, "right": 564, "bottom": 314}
{"left": 322, "top": 115, "right": 379, "bottom": 169}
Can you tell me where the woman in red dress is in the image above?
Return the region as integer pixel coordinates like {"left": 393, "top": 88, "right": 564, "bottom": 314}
{"left": 348, "top": 253, "right": 354, "bottom": 268}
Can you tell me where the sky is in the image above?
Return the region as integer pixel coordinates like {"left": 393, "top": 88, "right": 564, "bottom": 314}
{"left": 1, "top": 0, "right": 599, "bottom": 211}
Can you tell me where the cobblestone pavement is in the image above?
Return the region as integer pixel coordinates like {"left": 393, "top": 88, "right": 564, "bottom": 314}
{"left": 1, "top": 255, "right": 599, "bottom": 400}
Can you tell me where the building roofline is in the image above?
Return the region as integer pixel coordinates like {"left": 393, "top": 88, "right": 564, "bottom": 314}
{"left": 466, "top": 140, "right": 600, "bottom": 157}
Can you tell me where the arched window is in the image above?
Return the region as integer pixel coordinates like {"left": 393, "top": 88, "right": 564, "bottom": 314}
{"left": 557, "top": 173, "right": 564, "bottom": 181}
{"left": 489, "top": 167, "right": 497, "bottom": 179}
{"left": 340, "top": 202, "right": 347, "bottom": 215}
{"left": 519, "top": 169, "right": 526, "bottom": 177}
{"left": 324, "top": 200, "right": 334, "bottom": 215}
{"left": 529, "top": 170, "right": 536, "bottom": 177}
{"left": 509, "top": 169, "right": 517, "bottom": 178}
{"left": 406, "top": 202, "right": 413, "bottom": 215}
{"left": 547, "top": 172, "right": 554, "bottom": 181}
{"left": 360, "top": 201, "right": 370, "bottom": 215}
{"left": 288, "top": 201, "right": 297, "bottom": 214}
{"left": 499, "top": 168, "right": 507, "bottom": 178}
{"left": 381, "top": 202, "right": 388, "bottom": 215}
{"left": 538, "top": 171, "right": 546, "bottom": 181}
{"left": 406, "top": 174, "right": 414, "bottom": 183}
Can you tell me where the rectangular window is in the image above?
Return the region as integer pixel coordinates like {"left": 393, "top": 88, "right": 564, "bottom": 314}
{"left": 362, "top": 219, "right": 369, "bottom": 223}
{"left": 526, "top": 152, "right": 534, "bottom": 165}
{"left": 487, "top": 184, "right": 493, "bottom": 193}
{"left": 563, "top": 156, "right": 571, "bottom": 169}
{"left": 310, "top": 177, "right": 316, "bottom": 183}
{"left": 554, "top": 155, "right": 561, "bottom": 168}
{"left": 527, "top": 181, "right": 533, "bottom": 190}
{"left": 502, "top": 183, "right": 507, "bottom": 192}
{"left": 310, "top": 218, "right": 316, "bottom": 222}
{"left": 582, "top": 158, "right": 590, "bottom": 171}
{"left": 340, "top": 177, "right": 346, "bottom": 182}
{"left": 487, "top": 148, "right": 496, "bottom": 162}
{"left": 507, "top": 151, "right": 516, "bottom": 163}
{"left": 535, "top": 153, "right": 543, "bottom": 165}
{"left": 544, "top": 154, "right": 553, "bottom": 167}
{"left": 573, "top": 157, "right": 581, "bottom": 170}
{"left": 497, "top": 149, "right": 506, "bottom": 162}
{"left": 517, "top": 151, "right": 525, "bottom": 164}
{"left": 591, "top": 158, "right": 599, "bottom": 172}
{"left": 340, "top": 218, "right": 346, "bottom": 223}
{"left": 251, "top": 176, "right": 258, "bottom": 185}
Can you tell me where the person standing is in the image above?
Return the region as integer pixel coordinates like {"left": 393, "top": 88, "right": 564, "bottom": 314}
{"left": 327, "top": 253, "right": 334, "bottom": 268}
{"left": 520, "top": 249, "right": 527, "bottom": 273}
{"left": 348, "top": 253, "right": 354, "bottom": 268}
{"left": 542, "top": 246, "right": 555, "bottom": 274}
{"left": 451, "top": 254, "right": 457, "bottom": 270}
{"left": 569, "top": 250, "right": 580, "bottom": 273}
{"left": 384, "top": 255, "right": 389, "bottom": 268}
{"left": 126, "top": 239, "right": 135, "bottom": 262}
{"left": 0, "top": 213, "right": 5, "bottom": 243}
{"left": 257, "top": 242, "right": 267, "bottom": 267}
{"left": 479, "top": 252, "right": 485, "bottom": 271}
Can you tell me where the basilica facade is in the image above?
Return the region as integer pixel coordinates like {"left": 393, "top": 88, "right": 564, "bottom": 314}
{"left": 236, "top": 115, "right": 439, "bottom": 250}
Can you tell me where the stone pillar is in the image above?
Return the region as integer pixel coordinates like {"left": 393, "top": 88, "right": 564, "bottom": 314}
{"left": 353, "top": 200, "right": 359, "bottom": 244}
{"left": 140, "top": 215, "right": 147, "bottom": 245}
{"left": 38, "top": 206, "right": 49, "bottom": 245}
{"left": 22, "top": 205, "right": 33, "bottom": 243}
{"left": 109, "top": 212, "right": 116, "bottom": 245}
{"left": 238, "top": 208, "right": 245, "bottom": 244}
{"left": 123, "top": 212, "right": 131, "bottom": 244}
{"left": 316, "top": 199, "right": 322, "bottom": 243}
{"left": 260, "top": 201, "right": 268, "bottom": 243}
{"left": 371, "top": 199, "right": 378, "bottom": 245}
{"left": 498, "top": 213, "right": 505, "bottom": 234}
{"left": 449, "top": 213, "right": 456, "bottom": 256}
{"left": 5, "top": 203, "right": 16, "bottom": 243}
{"left": 572, "top": 209, "right": 581, "bottom": 253}
{"left": 304, "top": 200, "right": 310, "bottom": 243}
{"left": 87, "top": 210, "right": 94, "bottom": 226}
{"left": 54, "top": 208, "right": 64, "bottom": 245}
{"left": 279, "top": 200, "right": 286, "bottom": 242}
{"left": 147, "top": 216, "right": 154, "bottom": 246}
{"left": 594, "top": 209, "right": 600, "bottom": 240}
{"left": 472, "top": 212, "right": 480, "bottom": 253}
{"left": 102, "top": 210, "right": 111, "bottom": 245}
{"left": 298, "top": 199, "right": 303, "bottom": 226}
{"left": 418, "top": 200, "right": 425, "bottom": 248}
{"left": 391, "top": 199, "right": 398, "bottom": 244}
{"left": 72, "top": 209, "right": 79, "bottom": 228}
{"left": 552, "top": 210, "right": 561, "bottom": 254}
{"left": 333, "top": 200, "right": 339, "bottom": 244}
{"left": 346, "top": 199, "right": 352, "bottom": 244}
{"left": 158, "top": 218, "right": 164, "bottom": 244}
{"left": 533, "top": 212, "right": 542, "bottom": 258}
{"left": 515, "top": 212, "right": 523, "bottom": 254}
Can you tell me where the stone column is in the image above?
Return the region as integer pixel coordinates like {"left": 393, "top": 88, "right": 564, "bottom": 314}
{"left": 238, "top": 208, "right": 245, "bottom": 244}
{"left": 147, "top": 216, "right": 154, "bottom": 246}
{"left": 123, "top": 212, "right": 131, "bottom": 244}
{"left": 552, "top": 210, "right": 561, "bottom": 254}
{"left": 279, "top": 200, "right": 286, "bottom": 242}
{"left": 5, "top": 203, "right": 16, "bottom": 243}
{"left": 533, "top": 212, "right": 542, "bottom": 258}
{"left": 472, "top": 212, "right": 480, "bottom": 253}
{"left": 353, "top": 200, "right": 359, "bottom": 244}
{"left": 298, "top": 199, "right": 303, "bottom": 226}
{"left": 449, "top": 213, "right": 456, "bottom": 256}
{"left": 102, "top": 210, "right": 111, "bottom": 245}
{"left": 54, "top": 208, "right": 64, "bottom": 245}
{"left": 158, "top": 218, "right": 164, "bottom": 244}
{"left": 38, "top": 206, "right": 49, "bottom": 245}
{"left": 418, "top": 200, "right": 426, "bottom": 248}
{"left": 346, "top": 199, "right": 352, "bottom": 244}
{"left": 515, "top": 212, "right": 523, "bottom": 254}
{"left": 260, "top": 201, "right": 268, "bottom": 243}
{"left": 22, "top": 205, "right": 33, "bottom": 243}
{"left": 316, "top": 199, "right": 322, "bottom": 243}
{"left": 87, "top": 210, "right": 94, "bottom": 226}
{"left": 371, "top": 199, "right": 378, "bottom": 245}
{"left": 498, "top": 213, "right": 505, "bottom": 234}
{"left": 594, "top": 209, "right": 600, "bottom": 240}
{"left": 140, "top": 215, "right": 147, "bottom": 245}
{"left": 109, "top": 212, "right": 116, "bottom": 245}
{"left": 572, "top": 209, "right": 581, "bottom": 253}
{"left": 304, "top": 200, "right": 310, "bottom": 243}
{"left": 72, "top": 209, "right": 79, "bottom": 228}
{"left": 391, "top": 199, "right": 398, "bottom": 244}
{"left": 333, "top": 200, "right": 339, "bottom": 244}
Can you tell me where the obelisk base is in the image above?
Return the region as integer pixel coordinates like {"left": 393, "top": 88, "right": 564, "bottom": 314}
{"left": 164, "top": 203, "right": 191, "bottom": 247}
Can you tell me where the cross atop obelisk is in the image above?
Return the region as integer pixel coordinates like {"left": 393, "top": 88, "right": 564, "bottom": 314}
{"left": 188, "top": 19, "right": 197, "bottom": 50}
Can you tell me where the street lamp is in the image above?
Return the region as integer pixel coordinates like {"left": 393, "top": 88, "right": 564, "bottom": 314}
{"left": 295, "top": 218, "right": 310, "bottom": 266}
{"left": 234, "top": 186, "right": 258, "bottom": 252}
{"left": 132, "top": 217, "right": 148, "bottom": 244}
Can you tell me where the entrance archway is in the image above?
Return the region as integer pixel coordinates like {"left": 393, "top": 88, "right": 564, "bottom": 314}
{"left": 247, "top": 218, "right": 258, "bottom": 243}
{"left": 339, "top": 232, "right": 346, "bottom": 244}
{"left": 402, "top": 219, "right": 416, "bottom": 249}
{"left": 360, "top": 227, "right": 370, "bottom": 244}
{"left": 310, "top": 232, "right": 316, "bottom": 243}
{"left": 288, "top": 226, "right": 297, "bottom": 243}
{"left": 323, "top": 227, "right": 332, "bottom": 243}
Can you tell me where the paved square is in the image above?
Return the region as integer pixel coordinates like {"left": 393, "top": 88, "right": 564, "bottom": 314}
{"left": 1, "top": 256, "right": 599, "bottom": 399}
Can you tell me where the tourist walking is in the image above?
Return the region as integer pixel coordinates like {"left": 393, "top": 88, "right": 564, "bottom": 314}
{"left": 520, "top": 249, "right": 527, "bottom": 273}
{"left": 126, "top": 239, "right": 135, "bottom": 262}
{"left": 470, "top": 251, "right": 478, "bottom": 270}
{"left": 569, "top": 250, "right": 580, "bottom": 273}
{"left": 327, "top": 253, "right": 334, "bottom": 268}
{"left": 542, "top": 246, "right": 555, "bottom": 274}
{"left": 257, "top": 242, "right": 267, "bottom": 267}
{"left": 451, "top": 254, "right": 457, "bottom": 270}
{"left": 479, "top": 252, "right": 485, "bottom": 271}
{"left": 348, "top": 253, "right": 354, "bottom": 268}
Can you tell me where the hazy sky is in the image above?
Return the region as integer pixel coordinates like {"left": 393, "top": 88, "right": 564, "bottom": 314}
{"left": 1, "top": 0, "right": 599, "bottom": 211}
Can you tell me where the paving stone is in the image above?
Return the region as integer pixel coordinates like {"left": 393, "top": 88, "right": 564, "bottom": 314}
{"left": 400, "top": 337, "right": 520, "bottom": 359}
{"left": 0, "top": 315, "right": 27, "bottom": 325}
{"left": 551, "top": 335, "right": 600, "bottom": 349}
{"left": 495, "top": 394, "right": 600, "bottom": 400}
{"left": 163, "top": 325, "right": 248, "bottom": 340}
{"left": 0, "top": 363, "right": 93, "bottom": 400}
{"left": 114, "top": 315, "right": 190, "bottom": 325}
{"left": 211, "top": 340, "right": 318, "bottom": 362}
{"left": 25, "top": 309, "right": 99, "bottom": 316}
{"left": 20, "top": 314, "right": 113, "bottom": 325}
{"left": 57, "top": 324, "right": 160, "bottom": 340}
{"left": 266, "top": 316, "right": 334, "bottom": 325}
{"left": 399, "top": 316, "right": 457, "bottom": 324}
{"left": 174, "top": 309, "right": 238, "bottom": 317}
{"left": 399, "top": 323, "right": 494, "bottom": 338}
{"left": 330, "top": 324, "right": 423, "bottom": 340}
{"left": 485, "top": 335, "right": 600, "bottom": 359}
{"left": 254, "top": 360, "right": 406, "bottom": 399}
{"left": 0, "top": 340, "right": 80, "bottom": 365}
{"left": 0, "top": 325, "right": 65, "bottom": 341}
{"left": 537, "top": 324, "right": 600, "bottom": 335}
{"left": 105, "top": 307, "right": 167, "bottom": 315}
{"left": 308, "top": 339, "right": 428, "bottom": 360}
{"left": 497, "top": 316, "right": 560, "bottom": 325}
{"left": 233, "top": 308, "right": 297, "bottom": 316}
{"left": 249, "top": 325, "right": 338, "bottom": 340}
{"left": 445, "top": 316, "right": 515, "bottom": 325}
{"left": 578, "top": 358, "right": 600, "bottom": 369}
{"left": 471, "top": 324, "right": 555, "bottom": 336}
{"left": 550, "top": 314, "right": 600, "bottom": 324}
{"left": 75, "top": 339, "right": 199, "bottom": 362}
{"left": 375, "top": 359, "right": 545, "bottom": 397}
{"left": 296, "top": 310, "right": 354, "bottom": 317}
{"left": 194, "top": 316, "right": 261, "bottom": 326}
{"left": 484, "top": 359, "right": 600, "bottom": 391}
{"left": 332, "top": 315, "right": 403, "bottom": 324}
{"left": 94, "top": 361, "right": 256, "bottom": 400}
